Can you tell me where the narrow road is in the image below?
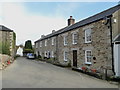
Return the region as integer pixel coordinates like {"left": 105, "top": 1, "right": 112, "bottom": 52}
{"left": 2, "top": 57, "right": 118, "bottom": 88}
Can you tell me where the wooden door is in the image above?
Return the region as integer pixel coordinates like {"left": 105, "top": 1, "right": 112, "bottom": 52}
{"left": 73, "top": 50, "right": 77, "bottom": 67}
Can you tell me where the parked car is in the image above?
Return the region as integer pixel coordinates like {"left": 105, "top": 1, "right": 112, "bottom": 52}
{"left": 27, "top": 53, "right": 35, "bottom": 59}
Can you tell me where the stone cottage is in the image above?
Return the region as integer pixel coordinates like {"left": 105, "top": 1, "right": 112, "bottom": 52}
{"left": 35, "top": 4, "right": 120, "bottom": 78}
{"left": 0, "top": 25, "right": 16, "bottom": 68}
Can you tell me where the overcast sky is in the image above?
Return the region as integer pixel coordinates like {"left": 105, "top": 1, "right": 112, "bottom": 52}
{"left": 0, "top": 1, "right": 119, "bottom": 45}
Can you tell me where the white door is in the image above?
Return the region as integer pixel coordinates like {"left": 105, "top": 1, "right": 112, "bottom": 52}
{"left": 114, "top": 43, "right": 120, "bottom": 77}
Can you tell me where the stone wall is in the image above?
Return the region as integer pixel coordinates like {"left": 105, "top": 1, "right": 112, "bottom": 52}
{"left": 57, "top": 20, "right": 113, "bottom": 77}
{"left": 0, "top": 54, "right": 14, "bottom": 69}
{"left": 0, "top": 28, "right": 16, "bottom": 70}
{"left": 112, "top": 9, "right": 120, "bottom": 40}
{"left": 0, "top": 31, "right": 15, "bottom": 57}
{"left": 34, "top": 10, "right": 120, "bottom": 78}
{"left": 35, "top": 36, "right": 57, "bottom": 63}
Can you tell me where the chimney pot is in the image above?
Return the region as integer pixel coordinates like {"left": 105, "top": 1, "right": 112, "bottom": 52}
{"left": 41, "top": 35, "right": 45, "bottom": 38}
{"left": 68, "top": 16, "right": 75, "bottom": 26}
{"left": 52, "top": 30, "right": 55, "bottom": 33}
{"left": 70, "top": 16, "right": 72, "bottom": 19}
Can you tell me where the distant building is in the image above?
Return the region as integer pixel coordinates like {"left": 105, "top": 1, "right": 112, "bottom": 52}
{"left": 35, "top": 5, "right": 120, "bottom": 78}
{"left": 0, "top": 25, "right": 16, "bottom": 57}
{"left": 16, "top": 47, "right": 23, "bottom": 56}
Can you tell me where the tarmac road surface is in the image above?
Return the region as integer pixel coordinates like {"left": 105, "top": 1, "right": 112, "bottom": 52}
{"left": 2, "top": 57, "right": 118, "bottom": 88}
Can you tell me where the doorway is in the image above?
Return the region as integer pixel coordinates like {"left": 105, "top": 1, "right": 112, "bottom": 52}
{"left": 73, "top": 50, "right": 77, "bottom": 67}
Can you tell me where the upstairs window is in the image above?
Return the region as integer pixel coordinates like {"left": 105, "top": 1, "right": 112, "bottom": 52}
{"left": 85, "top": 50, "right": 92, "bottom": 64}
{"left": 85, "top": 28, "right": 92, "bottom": 43}
{"left": 64, "top": 36, "right": 68, "bottom": 46}
{"left": 45, "top": 40, "right": 47, "bottom": 46}
{"left": 36, "top": 43, "right": 38, "bottom": 48}
{"left": 52, "top": 38, "right": 55, "bottom": 45}
{"left": 72, "top": 33, "right": 78, "bottom": 44}
{"left": 40, "top": 42, "right": 42, "bottom": 47}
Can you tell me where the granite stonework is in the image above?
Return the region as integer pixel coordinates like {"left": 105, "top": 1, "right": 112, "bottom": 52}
{"left": 35, "top": 5, "right": 120, "bottom": 78}
{"left": 0, "top": 25, "right": 16, "bottom": 70}
{"left": 57, "top": 20, "right": 113, "bottom": 77}
{"left": 35, "top": 36, "right": 58, "bottom": 63}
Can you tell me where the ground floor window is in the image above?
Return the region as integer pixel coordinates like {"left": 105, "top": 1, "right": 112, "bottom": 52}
{"left": 40, "top": 52, "right": 42, "bottom": 56}
{"left": 85, "top": 50, "right": 92, "bottom": 64}
{"left": 45, "top": 51, "right": 47, "bottom": 57}
{"left": 36, "top": 51, "right": 38, "bottom": 56}
{"left": 51, "top": 51, "right": 54, "bottom": 57}
{"left": 64, "top": 51, "right": 68, "bottom": 61}
{"left": 47, "top": 51, "right": 50, "bottom": 58}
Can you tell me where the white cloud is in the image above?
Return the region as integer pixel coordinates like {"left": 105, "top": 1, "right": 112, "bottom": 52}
{"left": 55, "top": 3, "right": 80, "bottom": 17}
{"left": 2, "top": 2, "right": 66, "bottom": 45}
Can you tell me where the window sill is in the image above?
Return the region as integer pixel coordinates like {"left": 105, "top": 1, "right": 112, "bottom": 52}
{"left": 85, "top": 62, "right": 92, "bottom": 65}
{"left": 84, "top": 42, "right": 92, "bottom": 44}
{"left": 72, "top": 43, "right": 77, "bottom": 45}
{"left": 64, "top": 60, "right": 68, "bottom": 62}
{"left": 64, "top": 44, "right": 67, "bottom": 46}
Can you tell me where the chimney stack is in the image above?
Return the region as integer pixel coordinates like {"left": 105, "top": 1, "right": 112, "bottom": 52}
{"left": 41, "top": 35, "right": 45, "bottom": 38}
{"left": 68, "top": 16, "right": 75, "bottom": 26}
{"left": 52, "top": 30, "right": 55, "bottom": 33}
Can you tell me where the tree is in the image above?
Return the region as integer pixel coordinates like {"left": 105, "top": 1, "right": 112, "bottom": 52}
{"left": 0, "top": 41, "right": 10, "bottom": 55}
{"left": 24, "top": 40, "right": 33, "bottom": 50}
{"left": 23, "top": 40, "right": 34, "bottom": 55}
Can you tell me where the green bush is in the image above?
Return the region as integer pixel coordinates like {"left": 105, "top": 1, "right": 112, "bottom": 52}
{"left": 23, "top": 49, "right": 34, "bottom": 53}
{"left": 12, "top": 32, "right": 16, "bottom": 49}
{"left": 23, "top": 40, "right": 34, "bottom": 55}
{"left": 38, "top": 55, "right": 42, "bottom": 59}
{"left": 0, "top": 41, "right": 10, "bottom": 55}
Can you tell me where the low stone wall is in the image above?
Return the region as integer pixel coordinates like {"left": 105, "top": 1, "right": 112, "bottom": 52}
{"left": 0, "top": 54, "right": 14, "bottom": 70}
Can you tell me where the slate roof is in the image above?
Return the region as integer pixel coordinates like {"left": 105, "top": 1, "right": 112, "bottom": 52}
{"left": 114, "top": 35, "right": 120, "bottom": 42}
{"left": 115, "top": 36, "right": 120, "bottom": 41}
{"left": 35, "top": 4, "right": 120, "bottom": 43}
{"left": 0, "top": 25, "right": 13, "bottom": 32}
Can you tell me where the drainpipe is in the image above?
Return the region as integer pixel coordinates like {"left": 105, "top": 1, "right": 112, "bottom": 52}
{"left": 56, "top": 35, "right": 59, "bottom": 64}
{"left": 109, "top": 16, "right": 115, "bottom": 75}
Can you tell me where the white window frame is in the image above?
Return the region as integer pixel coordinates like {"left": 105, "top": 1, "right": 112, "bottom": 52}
{"left": 45, "top": 40, "right": 47, "bottom": 46}
{"left": 64, "top": 36, "right": 67, "bottom": 46}
{"left": 51, "top": 51, "right": 54, "bottom": 57}
{"left": 40, "top": 52, "right": 42, "bottom": 56}
{"left": 52, "top": 38, "right": 54, "bottom": 45}
{"left": 40, "top": 42, "right": 42, "bottom": 47}
{"left": 72, "top": 33, "right": 78, "bottom": 45}
{"left": 64, "top": 51, "right": 68, "bottom": 61}
{"left": 85, "top": 28, "right": 92, "bottom": 43}
{"left": 45, "top": 51, "right": 47, "bottom": 57}
{"left": 47, "top": 51, "right": 50, "bottom": 58}
{"left": 36, "top": 43, "right": 38, "bottom": 48}
{"left": 85, "top": 50, "right": 92, "bottom": 64}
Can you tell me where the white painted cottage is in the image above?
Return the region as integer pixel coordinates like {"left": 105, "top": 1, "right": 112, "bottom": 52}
{"left": 17, "top": 47, "right": 23, "bottom": 56}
